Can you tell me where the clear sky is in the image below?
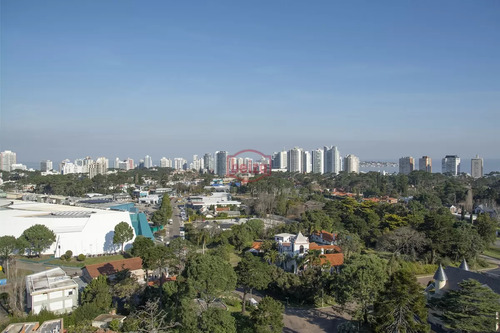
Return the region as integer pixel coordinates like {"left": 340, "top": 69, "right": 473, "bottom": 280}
{"left": 1, "top": 0, "right": 499, "bottom": 163}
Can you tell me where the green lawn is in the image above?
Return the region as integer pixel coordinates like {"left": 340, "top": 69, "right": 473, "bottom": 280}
{"left": 484, "top": 246, "right": 500, "bottom": 260}
{"left": 17, "top": 255, "right": 54, "bottom": 263}
{"left": 47, "top": 254, "right": 128, "bottom": 267}
{"left": 229, "top": 252, "right": 241, "bottom": 267}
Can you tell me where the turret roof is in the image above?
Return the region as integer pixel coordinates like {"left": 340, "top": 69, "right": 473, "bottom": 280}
{"left": 433, "top": 264, "right": 448, "bottom": 281}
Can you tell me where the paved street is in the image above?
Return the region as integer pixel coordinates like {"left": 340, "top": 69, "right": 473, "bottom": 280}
{"left": 167, "top": 198, "right": 182, "bottom": 240}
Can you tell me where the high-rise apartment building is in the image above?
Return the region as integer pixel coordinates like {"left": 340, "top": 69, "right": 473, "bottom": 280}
{"left": 40, "top": 160, "right": 53, "bottom": 172}
{"left": 287, "top": 147, "right": 303, "bottom": 173}
{"left": 272, "top": 151, "right": 288, "bottom": 170}
{"left": 344, "top": 154, "right": 360, "bottom": 174}
{"left": 442, "top": 155, "right": 461, "bottom": 176}
{"left": 173, "top": 158, "right": 187, "bottom": 170}
{"left": 144, "top": 155, "right": 153, "bottom": 168}
{"left": 303, "top": 151, "right": 312, "bottom": 173}
{"left": 0, "top": 150, "right": 17, "bottom": 172}
{"left": 203, "top": 153, "right": 215, "bottom": 172}
{"left": 471, "top": 155, "right": 484, "bottom": 179}
{"left": 312, "top": 149, "right": 324, "bottom": 174}
{"left": 399, "top": 156, "right": 415, "bottom": 175}
{"left": 215, "top": 151, "right": 228, "bottom": 176}
{"left": 88, "top": 157, "right": 108, "bottom": 179}
{"left": 418, "top": 156, "right": 432, "bottom": 172}
{"left": 160, "top": 157, "right": 172, "bottom": 168}
{"left": 324, "top": 146, "right": 341, "bottom": 174}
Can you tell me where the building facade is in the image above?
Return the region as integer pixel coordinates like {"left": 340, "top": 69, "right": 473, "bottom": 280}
{"left": 344, "top": 154, "right": 360, "bottom": 174}
{"left": 287, "top": 147, "right": 303, "bottom": 173}
{"left": 312, "top": 149, "right": 324, "bottom": 174}
{"left": 471, "top": 155, "right": 484, "bottom": 178}
{"left": 442, "top": 155, "right": 461, "bottom": 175}
{"left": 26, "top": 268, "right": 78, "bottom": 314}
{"left": 399, "top": 156, "right": 415, "bottom": 175}
{"left": 40, "top": 160, "right": 53, "bottom": 172}
{"left": 0, "top": 150, "right": 17, "bottom": 172}
{"left": 324, "top": 146, "right": 341, "bottom": 174}
{"left": 215, "top": 151, "right": 228, "bottom": 176}
{"left": 418, "top": 156, "right": 432, "bottom": 172}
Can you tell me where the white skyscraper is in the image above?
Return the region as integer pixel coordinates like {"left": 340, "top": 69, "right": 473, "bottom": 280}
{"left": 399, "top": 156, "right": 415, "bottom": 175}
{"left": 471, "top": 155, "right": 483, "bottom": 179}
{"left": 174, "top": 158, "right": 187, "bottom": 170}
{"left": 303, "top": 151, "right": 312, "bottom": 173}
{"left": 324, "top": 146, "right": 341, "bottom": 174}
{"left": 442, "top": 155, "right": 461, "bottom": 176}
{"left": 40, "top": 160, "right": 53, "bottom": 172}
{"left": 160, "top": 157, "right": 172, "bottom": 168}
{"left": 312, "top": 149, "right": 324, "bottom": 174}
{"left": 287, "top": 147, "right": 303, "bottom": 173}
{"left": 144, "top": 155, "right": 153, "bottom": 168}
{"left": 0, "top": 150, "right": 17, "bottom": 172}
{"left": 114, "top": 158, "right": 121, "bottom": 169}
{"left": 344, "top": 154, "right": 360, "bottom": 174}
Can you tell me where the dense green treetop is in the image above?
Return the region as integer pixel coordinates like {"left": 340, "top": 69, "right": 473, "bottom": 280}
{"left": 19, "top": 224, "right": 56, "bottom": 257}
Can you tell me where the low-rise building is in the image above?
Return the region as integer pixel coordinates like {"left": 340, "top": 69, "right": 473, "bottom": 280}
{"left": 92, "top": 314, "right": 126, "bottom": 329}
{"left": 82, "top": 257, "right": 145, "bottom": 283}
{"left": 3, "top": 319, "right": 64, "bottom": 333}
{"left": 310, "top": 230, "right": 336, "bottom": 245}
{"left": 25, "top": 268, "right": 78, "bottom": 314}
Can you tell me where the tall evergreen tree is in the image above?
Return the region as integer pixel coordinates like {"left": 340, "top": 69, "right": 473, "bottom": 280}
{"left": 431, "top": 279, "right": 500, "bottom": 333}
{"left": 373, "top": 270, "right": 429, "bottom": 333}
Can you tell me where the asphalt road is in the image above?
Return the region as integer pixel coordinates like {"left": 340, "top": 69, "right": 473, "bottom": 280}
{"left": 167, "top": 198, "right": 182, "bottom": 241}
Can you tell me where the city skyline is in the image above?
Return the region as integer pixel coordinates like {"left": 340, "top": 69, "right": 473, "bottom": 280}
{"left": 2, "top": 147, "right": 499, "bottom": 175}
{"left": 1, "top": 1, "right": 499, "bottom": 162}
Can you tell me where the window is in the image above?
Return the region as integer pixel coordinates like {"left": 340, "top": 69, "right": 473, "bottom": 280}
{"left": 300, "top": 245, "right": 304, "bottom": 254}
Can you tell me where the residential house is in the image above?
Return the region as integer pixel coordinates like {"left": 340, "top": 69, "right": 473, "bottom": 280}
{"left": 82, "top": 257, "right": 145, "bottom": 284}
{"left": 274, "top": 232, "right": 344, "bottom": 273}
{"left": 310, "top": 230, "right": 336, "bottom": 245}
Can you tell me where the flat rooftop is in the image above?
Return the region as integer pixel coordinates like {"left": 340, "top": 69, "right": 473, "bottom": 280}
{"left": 26, "top": 268, "right": 78, "bottom": 294}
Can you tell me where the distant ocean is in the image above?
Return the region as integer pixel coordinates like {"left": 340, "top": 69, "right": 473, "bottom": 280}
{"left": 20, "top": 159, "right": 500, "bottom": 175}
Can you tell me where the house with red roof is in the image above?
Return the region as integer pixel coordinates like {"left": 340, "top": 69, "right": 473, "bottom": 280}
{"left": 310, "top": 230, "right": 336, "bottom": 245}
{"left": 82, "top": 257, "right": 145, "bottom": 283}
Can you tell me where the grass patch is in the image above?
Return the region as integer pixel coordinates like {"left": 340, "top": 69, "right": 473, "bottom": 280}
{"left": 47, "top": 254, "right": 127, "bottom": 267}
{"left": 229, "top": 252, "right": 241, "bottom": 267}
{"left": 484, "top": 246, "right": 500, "bottom": 260}
{"left": 17, "top": 255, "right": 54, "bottom": 263}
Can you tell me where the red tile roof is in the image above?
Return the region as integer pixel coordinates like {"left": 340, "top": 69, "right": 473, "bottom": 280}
{"left": 84, "top": 257, "right": 143, "bottom": 279}
{"left": 309, "top": 243, "right": 342, "bottom": 253}
{"left": 320, "top": 253, "right": 344, "bottom": 267}
{"left": 251, "top": 241, "right": 262, "bottom": 251}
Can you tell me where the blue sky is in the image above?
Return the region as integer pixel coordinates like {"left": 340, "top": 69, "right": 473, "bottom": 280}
{"left": 1, "top": 0, "right": 499, "bottom": 164}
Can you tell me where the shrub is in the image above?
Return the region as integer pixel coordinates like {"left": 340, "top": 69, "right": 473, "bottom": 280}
{"left": 65, "top": 250, "right": 73, "bottom": 259}
{"left": 60, "top": 254, "right": 67, "bottom": 261}
{"left": 108, "top": 318, "right": 121, "bottom": 331}
{"left": 77, "top": 254, "right": 86, "bottom": 261}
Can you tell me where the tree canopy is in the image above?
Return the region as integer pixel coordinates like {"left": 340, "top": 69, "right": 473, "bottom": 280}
{"left": 113, "top": 221, "right": 134, "bottom": 252}
{"left": 431, "top": 279, "right": 500, "bottom": 332}
{"left": 19, "top": 224, "right": 56, "bottom": 257}
{"left": 182, "top": 254, "right": 237, "bottom": 304}
{"left": 373, "top": 270, "right": 429, "bottom": 333}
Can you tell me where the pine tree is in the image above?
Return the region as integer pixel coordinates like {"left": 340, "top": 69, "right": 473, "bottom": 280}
{"left": 373, "top": 270, "right": 429, "bottom": 333}
{"left": 431, "top": 279, "right": 500, "bottom": 332}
